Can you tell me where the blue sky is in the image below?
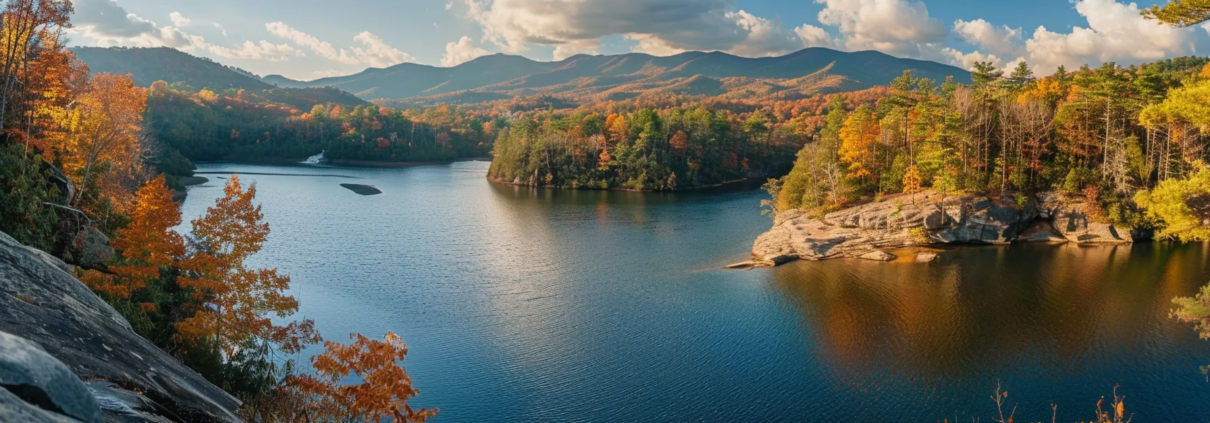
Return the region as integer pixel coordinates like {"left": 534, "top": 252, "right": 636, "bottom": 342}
{"left": 68, "top": 0, "right": 1210, "bottom": 80}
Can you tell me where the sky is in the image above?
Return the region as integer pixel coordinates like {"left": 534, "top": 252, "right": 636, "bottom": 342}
{"left": 67, "top": 0, "right": 1210, "bottom": 80}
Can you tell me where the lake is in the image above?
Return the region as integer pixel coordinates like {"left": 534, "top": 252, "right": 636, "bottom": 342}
{"left": 180, "top": 161, "right": 1210, "bottom": 422}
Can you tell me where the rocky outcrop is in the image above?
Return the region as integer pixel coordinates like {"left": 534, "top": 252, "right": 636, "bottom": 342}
{"left": 0, "top": 330, "right": 101, "bottom": 422}
{"left": 752, "top": 191, "right": 1144, "bottom": 265}
{"left": 0, "top": 230, "right": 242, "bottom": 423}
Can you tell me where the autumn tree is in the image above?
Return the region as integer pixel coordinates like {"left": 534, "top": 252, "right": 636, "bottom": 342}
{"left": 176, "top": 175, "right": 319, "bottom": 359}
{"left": 284, "top": 332, "right": 437, "bottom": 423}
{"left": 839, "top": 105, "right": 881, "bottom": 186}
{"left": 1144, "top": 0, "right": 1210, "bottom": 26}
{"left": 59, "top": 73, "right": 147, "bottom": 209}
{"left": 84, "top": 175, "right": 185, "bottom": 300}
{"left": 1133, "top": 162, "right": 1210, "bottom": 241}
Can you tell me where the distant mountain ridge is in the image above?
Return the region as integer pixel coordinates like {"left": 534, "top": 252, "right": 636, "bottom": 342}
{"left": 70, "top": 46, "right": 971, "bottom": 106}
{"left": 70, "top": 47, "right": 368, "bottom": 109}
{"left": 265, "top": 48, "right": 972, "bottom": 105}
{"left": 72, "top": 47, "right": 272, "bottom": 91}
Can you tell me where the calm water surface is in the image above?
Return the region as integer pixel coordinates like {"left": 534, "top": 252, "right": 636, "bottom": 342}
{"left": 181, "top": 161, "right": 1210, "bottom": 422}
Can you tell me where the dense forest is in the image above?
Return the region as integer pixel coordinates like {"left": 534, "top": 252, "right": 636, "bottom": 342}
{"left": 485, "top": 92, "right": 879, "bottom": 190}
{"left": 766, "top": 57, "right": 1210, "bottom": 239}
{"left": 0, "top": 1, "right": 434, "bottom": 421}
{"left": 144, "top": 84, "right": 497, "bottom": 164}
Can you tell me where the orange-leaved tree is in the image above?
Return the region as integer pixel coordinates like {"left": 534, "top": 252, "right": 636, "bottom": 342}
{"left": 177, "top": 175, "right": 319, "bottom": 358}
{"left": 289, "top": 332, "right": 437, "bottom": 423}
{"left": 83, "top": 175, "right": 185, "bottom": 300}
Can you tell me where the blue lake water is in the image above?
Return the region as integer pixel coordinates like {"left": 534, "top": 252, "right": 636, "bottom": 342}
{"left": 180, "top": 161, "right": 1210, "bottom": 422}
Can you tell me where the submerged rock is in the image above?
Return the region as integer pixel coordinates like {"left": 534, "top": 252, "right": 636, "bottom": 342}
{"left": 340, "top": 183, "right": 383, "bottom": 196}
{"left": 752, "top": 191, "right": 1146, "bottom": 265}
{"left": 859, "top": 250, "right": 896, "bottom": 262}
{"left": 0, "top": 231, "right": 242, "bottom": 423}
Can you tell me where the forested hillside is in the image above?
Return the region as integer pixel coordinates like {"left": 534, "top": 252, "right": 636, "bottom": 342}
{"left": 144, "top": 84, "right": 496, "bottom": 163}
{"left": 72, "top": 47, "right": 272, "bottom": 91}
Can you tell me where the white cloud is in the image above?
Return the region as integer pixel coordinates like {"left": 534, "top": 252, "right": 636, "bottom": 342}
{"left": 209, "top": 40, "right": 297, "bottom": 61}
{"left": 795, "top": 24, "right": 833, "bottom": 48}
{"left": 942, "top": 0, "right": 1204, "bottom": 74}
{"left": 941, "top": 47, "right": 1007, "bottom": 70}
{"left": 71, "top": 0, "right": 204, "bottom": 49}
{"left": 724, "top": 10, "right": 806, "bottom": 57}
{"left": 463, "top": 0, "right": 808, "bottom": 59}
{"left": 1022, "top": 0, "right": 1194, "bottom": 74}
{"left": 815, "top": 0, "right": 947, "bottom": 56}
{"left": 350, "top": 32, "right": 414, "bottom": 67}
{"left": 266, "top": 22, "right": 414, "bottom": 67}
{"left": 213, "top": 22, "right": 228, "bottom": 37}
{"left": 169, "top": 11, "right": 190, "bottom": 27}
{"left": 953, "top": 19, "right": 1022, "bottom": 57}
{"left": 442, "top": 36, "right": 490, "bottom": 66}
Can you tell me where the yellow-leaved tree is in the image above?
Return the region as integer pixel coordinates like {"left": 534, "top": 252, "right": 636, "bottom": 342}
{"left": 1133, "top": 162, "right": 1210, "bottom": 242}
{"left": 838, "top": 106, "right": 881, "bottom": 185}
{"left": 60, "top": 73, "right": 147, "bottom": 210}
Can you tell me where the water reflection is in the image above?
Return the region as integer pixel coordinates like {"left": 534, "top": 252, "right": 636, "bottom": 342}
{"left": 773, "top": 243, "right": 1210, "bottom": 387}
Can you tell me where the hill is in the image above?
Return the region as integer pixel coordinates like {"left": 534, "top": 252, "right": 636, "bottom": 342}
{"left": 71, "top": 47, "right": 368, "bottom": 108}
{"left": 71, "top": 47, "right": 272, "bottom": 91}
{"left": 266, "top": 48, "right": 972, "bottom": 105}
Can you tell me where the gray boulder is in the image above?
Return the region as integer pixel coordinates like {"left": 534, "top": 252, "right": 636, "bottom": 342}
{"left": 754, "top": 191, "right": 1035, "bottom": 262}
{"left": 0, "top": 230, "right": 242, "bottom": 423}
{"left": 0, "top": 387, "right": 81, "bottom": 423}
{"left": 0, "top": 331, "right": 101, "bottom": 423}
{"left": 751, "top": 190, "right": 1146, "bottom": 265}
{"left": 1037, "top": 192, "right": 1135, "bottom": 244}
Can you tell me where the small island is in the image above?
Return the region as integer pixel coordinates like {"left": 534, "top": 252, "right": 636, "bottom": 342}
{"left": 340, "top": 183, "right": 383, "bottom": 196}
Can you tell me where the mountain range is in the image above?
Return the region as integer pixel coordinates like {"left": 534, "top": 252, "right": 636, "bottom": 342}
{"left": 71, "top": 47, "right": 972, "bottom": 106}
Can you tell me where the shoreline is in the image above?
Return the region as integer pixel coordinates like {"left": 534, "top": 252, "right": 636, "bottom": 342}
{"left": 192, "top": 156, "right": 492, "bottom": 168}
{"left": 485, "top": 175, "right": 768, "bottom": 193}
{"left": 747, "top": 190, "right": 1154, "bottom": 268}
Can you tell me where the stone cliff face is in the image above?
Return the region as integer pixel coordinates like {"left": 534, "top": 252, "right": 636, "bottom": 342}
{"left": 0, "top": 231, "right": 242, "bottom": 423}
{"left": 752, "top": 191, "right": 1147, "bottom": 265}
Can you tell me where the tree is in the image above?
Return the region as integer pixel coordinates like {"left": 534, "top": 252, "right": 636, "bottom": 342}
{"left": 176, "top": 175, "right": 319, "bottom": 358}
{"left": 902, "top": 164, "right": 922, "bottom": 195}
{"left": 60, "top": 73, "right": 147, "bottom": 209}
{"left": 1144, "top": 0, "right": 1210, "bottom": 26}
{"left": 1133, "top": 162, "right": 1210, "bottom": 241}
{"left": 838, "top": 106, "right": 881, "bottom": 185}
{"left": 288, "top": 332, "right": 437, "bottom": 423}
{"left": 86, "top": 175, "right": 185, "bottom": 299}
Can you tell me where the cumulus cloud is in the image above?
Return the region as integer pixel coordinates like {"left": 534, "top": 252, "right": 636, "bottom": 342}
{"left": 71, "top": 0, "right": 203, "bottom": 49}
{"left": 815, "top": 0, "right": 947, "bottom": 57}
{"left": 795, "top": 24, "right": 834, "bottom": 48}
{"left": 169, "top": 11, "right": 190, "bottom": 27}
{"left": 1022, "top": 0, "right": 1194, "bottom": 73}
{"left": 209, "top": 40, "right": 297, "bottom": 61}
{"left": 463, "top": 0, "right": 812, "bottom": 59}
{"left": 952, "top": 19, "right": 1022, "bottom": 57}
{"left": 442, "top": 36, "right": 490, "bottom": 66}
{"left": 72, "top": 0, "right": 304, "bottom": 65}
{"left": 266, "top": 22, "right": 415, "bottom": 67}
{"left": 943, "top": 0, "right": 1204, "bottom": 74}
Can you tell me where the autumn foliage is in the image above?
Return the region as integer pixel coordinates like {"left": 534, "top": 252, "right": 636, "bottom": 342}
{"left": 176, "top": 175, "right": 319, "bottom": 357}
{"left": 83, "top": 175, "right": 184, "bottom": 300}
{"left": 287, "top": 332, "right": 437, "bottom": 423}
